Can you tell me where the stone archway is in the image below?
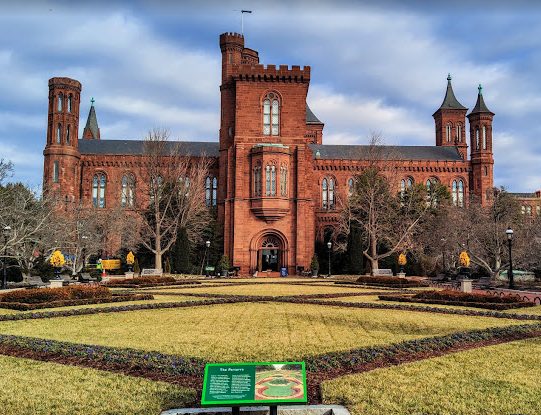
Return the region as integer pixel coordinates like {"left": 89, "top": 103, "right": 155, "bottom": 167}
{"left": 249, "top": 230, "right": 288, "bottom": 274}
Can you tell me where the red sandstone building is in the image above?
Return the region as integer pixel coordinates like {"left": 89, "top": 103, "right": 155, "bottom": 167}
{"left": 43, "top": 32, "right": 537, "bottom": 275}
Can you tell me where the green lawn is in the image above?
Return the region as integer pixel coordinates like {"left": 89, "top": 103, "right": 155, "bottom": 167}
{"left": 322, "top": 337, "right": 541, "bottom": 415}
{"left": 0, "top": 302, "right": 531, "bottom": 361}
{"left": 175, "top": 283, "right": 373, "bottom": 296}
{"left": 0, "top": 355, "right": 195, "bottom": 415}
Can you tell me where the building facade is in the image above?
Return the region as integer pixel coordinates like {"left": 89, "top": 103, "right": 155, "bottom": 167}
{"left": 44, "top": 32, "right": 506, "bottom": 275}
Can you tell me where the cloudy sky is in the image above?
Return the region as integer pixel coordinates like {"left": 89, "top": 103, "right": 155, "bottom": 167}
{"left": 1, "top": 0, "right": 541, "bottom": 191}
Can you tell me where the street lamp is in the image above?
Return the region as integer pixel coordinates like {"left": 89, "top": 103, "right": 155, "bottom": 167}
{"left": 81, "top": 235, "right": 89, "bottom": 269}
{"left": 440, "top": 238, "right": 446, "bottom": 273}
{"left": 506, "top": 227, "right": 514, "bottom": 289}
{"left": 327, "top": 241, "right": 332, "bottom": 278}
{"left": 205, "top": 240, "right": 211, "bottom": 277}
{"left": 2, "top": 226, "right": 12, "bottom": 290}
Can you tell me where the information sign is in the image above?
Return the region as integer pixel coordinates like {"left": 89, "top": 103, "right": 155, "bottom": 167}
{"left": 201, "top": 362, "right": 307, "bottom": 406}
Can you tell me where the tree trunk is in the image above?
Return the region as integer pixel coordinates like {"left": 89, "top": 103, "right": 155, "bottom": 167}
{"left": 370, "top": 234, "right": 379, "bottom": 275}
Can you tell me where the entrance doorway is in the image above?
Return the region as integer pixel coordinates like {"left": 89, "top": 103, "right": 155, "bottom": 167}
{"left": 258, "top": 235, "right": 282, "bottom": 272}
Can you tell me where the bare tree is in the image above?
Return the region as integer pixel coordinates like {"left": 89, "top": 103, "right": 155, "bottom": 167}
{"left": 0, "top": 159, "right": 13, "bottom": 184}
{"left": 137, "top": 129, "right": 211, "bottom": 270}
{"left": 337, "top": 134, "right": 446, "bottom": 274}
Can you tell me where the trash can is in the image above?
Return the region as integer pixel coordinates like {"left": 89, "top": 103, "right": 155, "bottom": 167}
{"left": 280, "top": 267, "right": 288, "bottom": 277}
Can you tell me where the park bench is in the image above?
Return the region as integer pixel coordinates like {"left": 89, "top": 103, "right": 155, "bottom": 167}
{"left": 78, "top": 273, "right": 99, "bottom": 283}
{"left": 228, "top": 266, "right": 240, "bottom": 277}
{"left": 373, "top": 269, "right": 394, "bottom": 277}
{"left": 141, "top": 268, "right": 163, "bottom": 277}
{"left": 296, "top": 266, "right": 312, "bottom": 277}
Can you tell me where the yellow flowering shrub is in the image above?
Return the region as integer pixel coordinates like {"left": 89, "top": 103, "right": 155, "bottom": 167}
{"left": 126, "top": 251, "right": 135, "bottom": 265}
{"left": 49, "top": 250, "right": 65, "bottom": 268}
{"left": 398, "top": 253, "right": 407, "bottom": 266}
{"left": 459, "top": 251, "right": 470, "bottom": 267}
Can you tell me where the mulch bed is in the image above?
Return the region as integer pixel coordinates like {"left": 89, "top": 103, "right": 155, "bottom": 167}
{"left": 378, "top": 294, "right": 534, "bottom": 310}
{"left": 0, "top": 294, "right": 154, "bottom": 311}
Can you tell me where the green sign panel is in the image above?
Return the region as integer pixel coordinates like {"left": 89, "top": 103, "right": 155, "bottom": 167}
{"left": 201, "top": 362, "right": 307, "bottom": 406}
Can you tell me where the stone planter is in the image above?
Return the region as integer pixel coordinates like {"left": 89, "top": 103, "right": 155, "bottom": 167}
{"left": 397, "top": 272, "right": 406, "bottom": 277}
{"left": 312, "top": 269, "right": 318, "bottom": 277}
{"left": 124, "top": 272, "right": 134, "bottom": 279}
{"left": 460, "top": 279, "right": 473, "bottom": 293}
{"left": 49, "top": 279, "right": 64, "bottom": 288}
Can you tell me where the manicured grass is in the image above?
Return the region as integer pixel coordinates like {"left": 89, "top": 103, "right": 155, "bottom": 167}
{"left": 176, "top": 283, "right": 373, "bottom": 296}
{"left": 0, "top": 302, "right": 532, "bottom": 361}
{"left": 321, "top": 337, "right": 541, "bottom": 415}
{"left": 0, "top": 355, "right": 195, "bottom": 415}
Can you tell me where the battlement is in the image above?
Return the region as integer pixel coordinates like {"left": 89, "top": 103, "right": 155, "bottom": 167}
{"left": 234, "top": 64, "right": 310, "bottom": 82}
{"left": 220, "top": 32, "right": 245, "bottom": 49}
{"left": 49, "top": 77, "right": 82, "bottom": 91}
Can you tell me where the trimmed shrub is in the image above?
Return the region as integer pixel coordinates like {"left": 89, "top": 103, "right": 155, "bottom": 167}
{"left": 105, "top": 276, "right": 201, "bottom": 288}
{"left": 0, "top": 285, "right": 111, "bottom": 304}
{"left": 355, "top": 276, "right": 425, "bottom": 287}
{"left": 413, "top": 290, "right": 526, "bottom": 304}
{"left": 0, "top": 294, "right": 154, "bottom": 311}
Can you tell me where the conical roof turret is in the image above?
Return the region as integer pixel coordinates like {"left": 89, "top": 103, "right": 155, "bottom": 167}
{"left": 469, "top": 84, "right": 494, "bottom": 115}
{"left": 437, "top": 74, "right": 467, "bottom": 110}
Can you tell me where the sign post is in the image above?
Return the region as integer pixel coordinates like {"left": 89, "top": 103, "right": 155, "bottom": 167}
{"left": 201, "top": 362, "right": 307, "bottom": 413}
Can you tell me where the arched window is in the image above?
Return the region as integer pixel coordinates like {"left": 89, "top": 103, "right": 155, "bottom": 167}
{"left": 322, "top": 178, "right": 328, "bottom": 209}
{"left": 521, "top": 205, "right": 526, "bottom": 215}
{"left": 475, "top": 128, "right": 480, "bottom": 150}
{"left": 280, "top": 165, "right": 288, "bottom": 197}
{"left": 452, "top": 179, "right": 464, "bottom": 207}
{"left": 66, "top": 125, "right": 70, "bottom": 145}
{"left": 526, "top": 205, "right": 532, "bottom": 216}
{"left": 254, "top": 164, "right": 262, "bottom": 197}
{"left": 484, "top": 166, "right": 488, "bottom": 176}
{"left": 56, "top": 123, "right": 62, "bottom": 144}
{"left": 265, "top": 164, "right": 277, "bottom": 196}
{"left": 178, "top": 176, "right": 190, "bottom": 197}
{"left": 456, "top": 123, "right": 462, "bottom": 142}
{"left": 67, "top": 95, "right": 72, "bottom": 113}
{"left": 121, "top": 174, "right": 135, "bottom": 208}
{"left": 348, "top": 178, "right": 354, "bottom": 196}
{"left": 265, "top": 165, "right": 271, "bottom": 196}
{"left": 57, "top": 93, "right": 63, "bottom": 112}
{"left": 400, "top": 177, "right": 414, "bottom": 198}
{"left": 263, "top": 92, "right": 280, "bottom": 136}
{"left": 92, "top": 173, "right": 106, "bottom": 208}
{"left": 426, "top": 177, "right": 439, "bottom": 207}
{"left": 321, "top": 178, "right": 335, "bottom": 210}
{"left": 53, "top": 160, "right": 59, "bottom": 183}
{"left": 212, "top": 177, "right": 217, "bottom": 206}
{"left": 482, "top": 125, "right": 487, "bottom": 150}
{"left": 446, "top": 123, "right": 452, "bottom": 143}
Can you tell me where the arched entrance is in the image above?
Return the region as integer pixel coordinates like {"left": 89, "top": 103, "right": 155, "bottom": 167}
{"left": 249, "top": 230, "right": 288, "bottom": 274}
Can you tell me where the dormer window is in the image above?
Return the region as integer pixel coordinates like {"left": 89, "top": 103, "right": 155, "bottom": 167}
{"left": 263, "top": 92, "right": 280, "bottom": 136}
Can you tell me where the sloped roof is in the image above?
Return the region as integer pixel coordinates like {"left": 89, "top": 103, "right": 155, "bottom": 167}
{"left": 78, "top": 140, "right": 219, "bottom": 157}
{"left": 309, "top": 144, "right": 464, "bottom": 161}
{"left": 436, "top": 74, "right": 467, "bottom": 111}
{"left": 469, "top": 85, "right": 494, "bottom": 115}
{"left": 509, "top": 192, "right": 537, "bottom": 198}
{"left": 306, "top": 104, "right": 323, "bottom": 124}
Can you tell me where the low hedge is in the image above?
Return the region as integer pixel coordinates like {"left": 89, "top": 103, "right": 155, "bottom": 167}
{"left": 0, "top": 285, "right": 111, "bottom": 304}
{"left": 305, "top": 323, "right": 541, "bottom": 372}
{"left": 413, "top": 290, "right": 525, "bottom": 304}
{"left": 105, "top": 276, "right": 201, "bottom": 288}
{"left": 0, "top": 294, "right": 154, "bottom": 311}
{"left": 355, "top": 276, "right": 426, "bottom": 288}
{"left": 378, "top": 293, "right": 533, "bottom": 310}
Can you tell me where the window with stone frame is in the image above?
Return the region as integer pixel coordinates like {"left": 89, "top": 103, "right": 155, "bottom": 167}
{"left": 57, "top": 93, "right": 63, "bottom": 112}
{"left": 92, "top": 172, "right": 107, "bottom": 208}
{"left": 53, "top": 161, "right": 59, "bottom": 183}
{"left": 263, "top": 92, "right": 280, "bottom": 136}
{"left": 121, "top": 174, "right": 136, "bottom": 208}
{"left": 321, "top": 177, "right": 335, "bottom": 210}
{"left": 253, "top": 163, "right": 262, "bottom": 197}
{"left": 280, "top": 164, "right": 288, "bottom": 197}
{"left": 451, "top": 179, "right": 465, "bottom": 207}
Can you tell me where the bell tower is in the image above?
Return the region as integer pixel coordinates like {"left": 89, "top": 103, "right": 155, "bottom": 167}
{"left": 43, "top": 77, "right": 82, "bottom": 206}
{"left": 468, "top": 84, "right": 495, "bottom": 206}
{"left": 433, "top": 74, "right": 468, "bottom": 159}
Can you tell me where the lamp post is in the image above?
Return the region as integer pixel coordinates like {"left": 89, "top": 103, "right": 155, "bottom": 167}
{"left": 81, "top": 235, "right": 88, "bottom": 269}
{"left": 205, "top": 240, "right": 211, "bottom": 277}
{"left": 327, "top": 241, "right": 332, "bottom": 278}
{"left": 506, "top": 227, "right": 514, "bottom": 289}
{"left": 2, "top": 226, "right": 12, "bottom": 290}
{"left": 440, "top": 238, "right": 446, "bottom": 273}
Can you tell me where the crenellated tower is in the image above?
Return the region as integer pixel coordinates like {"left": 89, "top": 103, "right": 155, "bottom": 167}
{"left": 433, "top": 74, "right": 468, "bottom": 159}
{"left": 43, "top": 77, "right": 82, "bottom": 207}
{"left": 468, "top": 84, "right": 495, "bottom": 206}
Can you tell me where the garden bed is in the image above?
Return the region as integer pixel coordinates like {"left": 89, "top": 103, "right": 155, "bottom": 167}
{"left": 0, "top": 285, "right": 154, "bottom": 310}
{"left": 105, "top": 276, "right": 202, "bottom": 288}
{"left": 344, "top": 276, "right": 427, "bottom": 288}
{"left": 379, "top": 290, "right": 534, "bottom": 310}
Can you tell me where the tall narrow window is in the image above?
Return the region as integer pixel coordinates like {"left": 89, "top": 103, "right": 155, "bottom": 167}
{"left": 205, "top": 177, "right": 211, "bottom": 207}
{"left": 484, "top": 166, "right": 488, "bottom": 176}
{"left": 265, "top": 165, "right": 271, "bottom": 196}
{"left": 521, "top": 205, "right": 526, "bottom": 215}
{"left": 458, "top": 180, "right": 464, "bottom": 207}
{"left": 328, "top": 178, "right": 335, "bottom": 209}
{"left": 92, "top": 173, "right": 106, "bottom": 208}
{"left": 456, "top": 123, "right": 462, "bottom": 142}
{"left": 452, "top": 181, "right": 458, "bottom": 206}
{"left": 66, "top": 125, "right": 70, "bottom": 145}
{"left": 53, "top": 161, "right": 59, "bottom": 183}
{"left": 280, "top": 165, "right": 288, "bottom": 197}
{"left": 348, "top": 178, "right": 354, "bottom": 196}
{"left": 446, "top": 123, "right": 452, "bottom": 143}
{"left": 400, "top": 177, "right": 414, "bottom": 198}
{"left": 426, "top": 177, "right": 439, "bottom": 207}
{"left": 121, "top": 174, "right": 135, "bottom": 208}
{"left": 212, "top": 177, "right": 217, "bottom": 206}
{"left": 57, "top": 93, "right": 63, "bottom": 112}
{"left": 452, "top": 180, "right": 464, "bottom": 207}
{"left": 526, "top": 205, "right": 532, "bottom": 216}
{"left": 67, "top": 95, "right": 72, "bottom": 113}
{"left": 482, "top": 125, "right": 487, "bottom": 150}
{"left": 475, "top": 128, "right": 480, "bottom": 150}
{"left": 536, "top": 206, "right": 541, "bottom": 216}
{"left": 262, "top": 92, "right": 280, "bottom": 136}
{"left": 56, "top": 123, "right": 62, "bottom": 144}
{"left": 270, "top": 165, "right": 276, "bottom": 196}
{"left": 322, "top": 178, "right": 328, "bottom": 209}
{"left": 254, "top": 164, "right": 262, "bottom": 197}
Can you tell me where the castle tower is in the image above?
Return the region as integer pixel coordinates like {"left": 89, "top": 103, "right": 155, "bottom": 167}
{"left": 82, "top": 98, "right": 100, "bottom": 139}
{"left": 468, "top": 84, "right": 495, "bottom": 206}
{"left": 43, "top": 77, "right": 82, "bottom": 207}
{"left": 433, "top": 74, "right": 468, "bottom": 159}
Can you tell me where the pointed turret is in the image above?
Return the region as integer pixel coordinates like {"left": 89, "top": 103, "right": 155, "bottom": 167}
{"left": 437, "top": 74, "right": 467, "bottom": 110}
{"left": 82, "top": 97, "right": 100, "bottom": 140}
{"left": 433, "top": 74, "right": 468, "bottom": 157}
{"left": 470, "top": 84, "right": 494, "bottom": 115}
